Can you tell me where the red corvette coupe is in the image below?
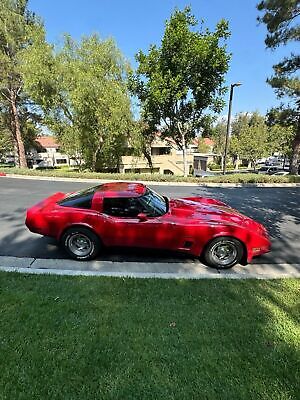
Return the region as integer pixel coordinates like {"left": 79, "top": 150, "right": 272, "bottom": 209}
{"left": 25, "top": 182, "right": 271, "bottom": 269}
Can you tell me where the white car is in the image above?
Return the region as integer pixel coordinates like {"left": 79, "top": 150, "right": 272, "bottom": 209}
{"left": 273, "top": 171, "right": 290, "bottom": 176}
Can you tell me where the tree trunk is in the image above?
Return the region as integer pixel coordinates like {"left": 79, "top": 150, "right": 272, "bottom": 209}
{"left": 10, "top": 92, "right": 27, "bottom": 168}
{"left": 177, "top": 122, "right": 188, "bottom": 177}
{"left": 182, "top": 145, "right": 188, "bottom": 177}
{"left": 290, "top": 123, "right": 300, "bottom": 175}
{"left": 92, "top": 142, "right": 102, "bottom": 171}
{"left": 9, "top": 110, "right": 19, "bottom": 167}
{"left": 91, "top": 150, "right": 98, "bottom": 172}
{"left": 143, "top": 148, "right": 154, "bottom": 173}
{"left": 235, "top": 155, "right": 240, "bottom": 170}
{"left": 181, "top": 131, "right": 188, "bottom": 177}
{"left": 220, "top": 155, "right": 224, "bottom": 171}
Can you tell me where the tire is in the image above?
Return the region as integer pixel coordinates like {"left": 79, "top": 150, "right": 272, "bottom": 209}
{"left": 61, "top": 227, "right": 101, "bottom": 261}
{"left": 203, "top": 236, "right": 244, "bottom": 269}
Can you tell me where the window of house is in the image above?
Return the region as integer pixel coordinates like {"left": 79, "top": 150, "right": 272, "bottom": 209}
{"left": 151, "top": 147, "right": 171, "bottom": 155}
{"left": 56, "top": 158, "right": 67, "bottom": 164}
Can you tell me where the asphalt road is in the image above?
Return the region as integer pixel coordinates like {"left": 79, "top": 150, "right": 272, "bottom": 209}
{"left": 0, "top": 177, "right": 299, "bottom": 265}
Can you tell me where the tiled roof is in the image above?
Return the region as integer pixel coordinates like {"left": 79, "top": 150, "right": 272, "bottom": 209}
{"left": 35, "top": 136, "right": 59, "bottom": 149}
{"left": 154, "top": 131, "right": 214, "bottom": 147}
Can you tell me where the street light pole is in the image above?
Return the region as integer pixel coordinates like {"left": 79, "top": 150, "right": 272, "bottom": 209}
{"left": 222, "top": 82, "right": 242, "bottom": 175}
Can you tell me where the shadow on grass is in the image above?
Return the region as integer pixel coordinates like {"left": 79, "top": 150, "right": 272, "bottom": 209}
{"left": 0, "top": 273, "right": 298, "bottom": 399}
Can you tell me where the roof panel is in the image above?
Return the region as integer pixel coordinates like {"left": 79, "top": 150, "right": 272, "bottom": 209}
{"left": 97, "top": 182, "right": 146, "bottom": 198}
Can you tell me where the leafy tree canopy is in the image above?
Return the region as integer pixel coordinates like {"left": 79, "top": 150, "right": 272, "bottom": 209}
{"left": 230, "top": 119, "right": 269, "bottom": 168}
{"left": 0, "top": 0, "right": 42, "bottom": 167}
{"left": 130, "top": 7, "right": 231, "bottom": 176}
{"left": 257, "top": 0, "right": 300, "bottom": 48}
{"left": 22, "top": 32, "right": 133, "bottom": 171}
{"left": 257, "top": 0, "right": 300, "bottom": 173}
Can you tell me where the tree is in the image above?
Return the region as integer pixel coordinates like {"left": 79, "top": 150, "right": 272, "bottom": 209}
{"left": 0, "top": 108, "right": 13, "bottom": 157}
{"left": 230, "top": 120, "right": 269, "bottom": 170}
{"left": 0, "top": 0, "right": 42, "bottom": 167}
{"left": 257, "top": 0, "right": 300, "bottom": 174}
{"left": 229, "top": 112, "right": 266, "bottom": 168}
{"left": 197, "top": 138, "right": 210, "bottom": 153}
{"left": 0, "top": 101, "right": 40, "bottom": 160}
{"left": 130, "top": 7, "right": 230, "bottom": 176}
{"left": 266, "top": 106, "right": 296, "bottom": 163}
{"left": 268, "top": 123, "right": 294, "bottom": 161}
{"left": 128, "top": 119, "right": 156, "bottom": 172}
{"left": 231, "top": 112, "right": 265, "bottom": 136}
{"left": 22, "top": 33, "right": 133, "bottom": 171}
{"left": 210, "top": 120, "right": 226, "bottom": 166}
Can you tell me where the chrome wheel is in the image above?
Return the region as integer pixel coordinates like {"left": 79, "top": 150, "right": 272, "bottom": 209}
{"left": 210, "top": 241, "right": 238, "bottom": 267}
{"left": 68, "top": 233, "right": 93, "bottom": 257}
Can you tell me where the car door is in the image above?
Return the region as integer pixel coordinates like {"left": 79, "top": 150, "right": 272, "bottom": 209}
{"left": 101, "top": 196, "right": 174, "bottom": 250}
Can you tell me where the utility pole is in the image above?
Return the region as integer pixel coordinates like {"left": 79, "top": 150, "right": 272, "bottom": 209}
{"left": 223, "top": 82, "right": 242, "bottom": 175}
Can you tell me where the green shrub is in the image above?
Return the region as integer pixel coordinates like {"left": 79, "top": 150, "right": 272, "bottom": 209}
{"left": 207, "top": 162, "right": 221, "bottom": 171}
{"left": 226, "top": 163, "right": 235, "bottom": 170}
{"left": 0, "top": 167, "right": 299, "bottom": 184}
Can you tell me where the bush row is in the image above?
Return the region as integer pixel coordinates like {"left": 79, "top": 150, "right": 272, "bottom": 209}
{"left": 0, "top": 167, "right": 299, "bottom": 183}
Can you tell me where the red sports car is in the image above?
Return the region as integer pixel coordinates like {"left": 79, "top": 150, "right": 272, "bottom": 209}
{"left": 25, "top": 182, "right": 271, "bottom": 269}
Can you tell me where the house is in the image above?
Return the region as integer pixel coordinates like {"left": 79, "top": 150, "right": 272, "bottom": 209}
{"left": 120, "top": 135, "right": 216, "bottom": 175}
{"left": 28, "top": 134, "right": 216, "bottom": 175}
{"left": 28, "top": 136, "right": 76, "bottom": 168}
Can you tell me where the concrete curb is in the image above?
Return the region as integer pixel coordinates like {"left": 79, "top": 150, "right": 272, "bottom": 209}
{"left": 0, "top": 256, "right": 299, "bottom": 280}
{"left": 1, "top": 173, "right": 300, "bottom": 187}
{"left": 2, "top": 265, "right": 298, "bottom": 279}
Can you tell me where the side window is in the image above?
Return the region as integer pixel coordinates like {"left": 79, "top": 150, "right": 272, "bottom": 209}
{"left": 103, "top": 197, "right": 142, "bottom": 217}
{"left": 58, "top": 193, "right": 94, "bottom": 209}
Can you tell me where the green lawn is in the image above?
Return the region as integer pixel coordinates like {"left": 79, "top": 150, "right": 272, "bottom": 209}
{"left": 0, "top": 272, "right": 299, "bottom": 400}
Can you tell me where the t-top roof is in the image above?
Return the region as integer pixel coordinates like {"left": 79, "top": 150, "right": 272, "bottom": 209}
{"left": 97, "top": 182, "right": 147, "bottom": 198}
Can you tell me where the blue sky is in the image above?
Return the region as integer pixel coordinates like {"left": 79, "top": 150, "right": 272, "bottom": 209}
{"left": 29, "top": 0, "right": 293, "bottom": 117}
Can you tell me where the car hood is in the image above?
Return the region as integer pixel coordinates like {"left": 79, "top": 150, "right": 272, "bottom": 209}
{"left": 168, "top": 197, "right": 264, "bottom": 232}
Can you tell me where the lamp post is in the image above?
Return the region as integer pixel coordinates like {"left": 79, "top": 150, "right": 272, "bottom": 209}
{"left": 222, "top": 82, "right": 242, "bottom": 175}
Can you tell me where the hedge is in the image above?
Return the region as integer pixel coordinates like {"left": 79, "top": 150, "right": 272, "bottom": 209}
{"left": 0, "top": 167, "right": 299, "bottom": 183}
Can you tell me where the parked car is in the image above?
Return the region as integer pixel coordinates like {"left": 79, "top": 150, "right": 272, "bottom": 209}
{"left": 273, "top": 171, "right": 290, "bottom": 176}
{"left": 26, "top": 182, "right": 271, "bottom": 269}
{"left": 257, "top": 166, "right": 282, "bottom": 175}
{"left": 194, "top": 170, "right": 220, "bottom": 178}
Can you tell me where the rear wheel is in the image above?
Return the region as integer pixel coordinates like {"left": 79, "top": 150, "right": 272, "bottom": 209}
{"left": 203, "top": 237, "right": 243, "bottom": 269}
{"left": 61, "top": 227, "right": 101, "bottom": 261}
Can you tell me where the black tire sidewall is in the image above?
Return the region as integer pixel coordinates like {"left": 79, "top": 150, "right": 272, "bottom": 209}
{"left": 203, "top": 237, "right": 243, "bottom": 269}
{"left": 61, "top": 227, "right": 101, "bottom": 261}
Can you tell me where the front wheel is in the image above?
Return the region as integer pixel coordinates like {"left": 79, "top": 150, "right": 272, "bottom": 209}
{"left": 61, "top": 227, "right": 101, "bottom": 261}
{"left": 203, "top": 237, "right": 244, "bottom": 269}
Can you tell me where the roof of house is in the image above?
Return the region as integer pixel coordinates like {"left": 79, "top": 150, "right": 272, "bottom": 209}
{"left": 35, "top": 136, "right": 59, "bottom": 149}
{"left": 154, "top": 132, "right": 214, "bottom": 148}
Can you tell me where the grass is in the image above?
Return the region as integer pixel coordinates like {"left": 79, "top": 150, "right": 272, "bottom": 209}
{"left": 0, "top": 272, "right": 299, "bottom": 400}
{"left": 0, "top": 166, "right": 300, "bottom": 183}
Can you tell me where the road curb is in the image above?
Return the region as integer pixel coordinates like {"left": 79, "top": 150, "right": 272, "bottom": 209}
{"left": 0, "top": 256, "right": 299, "bottom": 279}
{"left": 1, "top": 173, "right": 300, "bottom": 187}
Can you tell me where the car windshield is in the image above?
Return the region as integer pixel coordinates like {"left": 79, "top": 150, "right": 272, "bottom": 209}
{"left": 138, "top": 188, "right": 168, "bottom": 217}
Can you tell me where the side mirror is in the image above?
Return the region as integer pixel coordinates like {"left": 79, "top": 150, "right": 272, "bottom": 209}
{"left": 137, "top": 212, "right": 148, "bottom": 222}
